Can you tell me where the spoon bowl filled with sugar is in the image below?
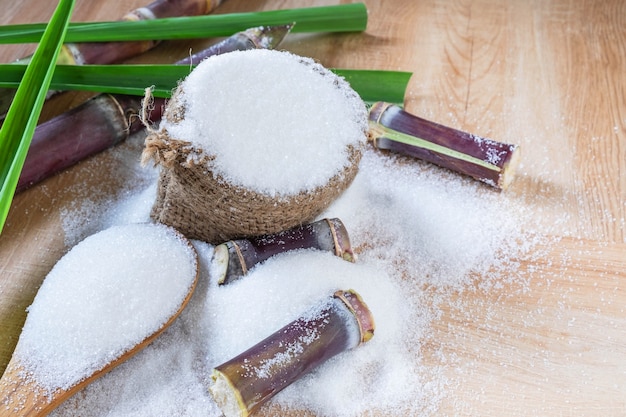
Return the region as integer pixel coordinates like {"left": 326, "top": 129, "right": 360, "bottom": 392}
{"left": 0, "top": 223, "right": 198, "bottom": 416}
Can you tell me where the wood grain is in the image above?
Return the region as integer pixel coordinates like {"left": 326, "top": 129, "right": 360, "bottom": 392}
{"left": 431, "top": 237, "right": 626, "bottom": 415}
{"left": 1, "top": 0, "right": 625, "bottom": 415}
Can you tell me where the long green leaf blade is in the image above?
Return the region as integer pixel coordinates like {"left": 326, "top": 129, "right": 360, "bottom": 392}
{"left": 332, "top": 69, "right": 412, "bottom": 107}
{"left": 0, "top": 64, "right": 190, "bottom": 97}
{"left": 0, "top": 4, "right": 367, "bottom": 44}
{"left": 0, "top": 64, "right": 411, "bottom": 105}
{"left": 0, "top": 0, "right": 75, "bottom": 234}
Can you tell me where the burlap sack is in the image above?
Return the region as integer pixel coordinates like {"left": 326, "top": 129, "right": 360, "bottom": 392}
{"left": 142, "top": 87, "right": 364, "bottom": 244}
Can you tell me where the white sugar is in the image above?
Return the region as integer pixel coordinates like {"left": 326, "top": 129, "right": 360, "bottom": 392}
{"left": 59, "top": 132, "right": 158, "bottom": 248}
{"left": 325, "top": 151, "right": 537, "bottom": 291}
{"left": 46, "top": 64, "right": 556, "bottom": 415}
{"left": 52, "top": 244, "right": 436, "bottom": 417}
{"left": 51, "top": 141, "right": 543, "bottom": 417}
{"left": 17, "top": 223, "right": 197, "bottom": 395}
{"left": 161, "top": 49, "right": 367, "bottom": 197}
{"left": 201, "top": 249, "right": 436, "bottom": 416}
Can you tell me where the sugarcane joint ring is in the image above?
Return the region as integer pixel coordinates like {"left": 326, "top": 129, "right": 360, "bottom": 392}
{"left": 334, "top": 289, "right": 375, "bottom": 344}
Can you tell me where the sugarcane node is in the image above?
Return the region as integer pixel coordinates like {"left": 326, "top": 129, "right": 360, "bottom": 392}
{"left": 326, "top": 217, "right": 343, "bottom": 257}
{"left": 369, "top": 101, "right": 392, "bottom": 124}
{"left": 230, "top": 240, "right": 249, "bottom": 275}
{"left": 17, "top": 94, "right": 132, "bottom": 192}
{"left": 325, "top": 217, "right": 356, "bottom": 262}
{"left": 333, "top": 289, "right": 375, "bottom": 343}
{"left": 366, "top": 102, "right": 392, "bottom": 149}
{"left": 212, "top": 239, "right": 256, "bottom": 285}
{"left": 105, "top": 94, "right": 132, "bottom": 134}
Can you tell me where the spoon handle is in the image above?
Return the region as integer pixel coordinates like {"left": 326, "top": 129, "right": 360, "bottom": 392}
{"left": 0, "top": 357, "right": 59, "bottom": 417}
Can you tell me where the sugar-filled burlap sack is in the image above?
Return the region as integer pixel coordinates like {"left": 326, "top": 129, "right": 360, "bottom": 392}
{"left": 141, "top": 49, "right": 367, "bottom": 244}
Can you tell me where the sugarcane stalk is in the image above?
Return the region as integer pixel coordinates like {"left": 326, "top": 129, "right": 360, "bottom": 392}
{"left": 368, "top": 101, "right": 521, "bottom": 190}
{"left": 59, "top": 0, "right": 226, "bottom": 66}
{"left": 211, "top": 218, "right": 354, "bottom": 285}
{"left": 209, "top": 289, "right": 375, "bottom": 417}
{"left": 0, "top": 0, "right": 226, "bottom": 121}
{"left": 16, "top": 25, "right": 291, "bottom": 193}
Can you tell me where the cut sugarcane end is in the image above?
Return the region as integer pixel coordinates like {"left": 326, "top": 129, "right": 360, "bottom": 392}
{"left": 209, "top": 368, "right": 248, "bottom": 417}
{"left": 210, "top": 243, "right": 230, "bottom": 285}
{"left": 334, "top": 289, "right": 375, "bottom": 343}
{"left": 497, "top": 144, "right": 521, "bottom": 190}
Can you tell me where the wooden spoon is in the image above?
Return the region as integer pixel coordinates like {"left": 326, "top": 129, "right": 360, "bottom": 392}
{"left": 0, "top": 224, "right": 199, "bottom": 417}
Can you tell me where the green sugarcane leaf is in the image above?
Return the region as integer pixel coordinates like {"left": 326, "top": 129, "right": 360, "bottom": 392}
{"left": 0, "top": 64, "right": 411, "bottom": 105}
{"left": 332, "top": 69, "right": 412, "bottom": 107}
{"left": 0, "top": 64, "right": 191, "bottom": 97}
{"left": 0, "top": 0, "right": 75, "bottom": 234}
{"left": 0, "top": 4, "right": 367, "bottom": 44}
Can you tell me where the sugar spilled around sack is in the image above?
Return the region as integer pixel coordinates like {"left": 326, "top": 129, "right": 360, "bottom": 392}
{"left": 43, "top": 121, "right": 549, "bottom": 416}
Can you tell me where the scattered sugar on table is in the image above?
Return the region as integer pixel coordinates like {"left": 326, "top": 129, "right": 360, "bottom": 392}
{"left": 46, "top": 51, "right": 551, "bottom": 416}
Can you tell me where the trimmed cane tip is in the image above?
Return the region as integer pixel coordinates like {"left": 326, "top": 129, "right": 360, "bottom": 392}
{"left": 210, "top": 243, "right": 230, "bottom": 285}
{"left": 209, "top": 369, "right": 249, "bottom": 417}
{"left": 498, "top": 144, "right": 521, "bottom": 191}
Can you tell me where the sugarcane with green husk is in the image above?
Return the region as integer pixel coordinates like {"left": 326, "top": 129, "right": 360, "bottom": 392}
{"left": 43, "top": 0, "right": 226, "bottom": 65}
{"left": 209, "top": 289, "right": 375, "bottom": 417}
{"left": 16, "top": 25, "right": 291, "bottom": 193}
{"left": 0, "top": 0, "right": 228, "bottom": 121}
{"left": 368, "top": 101, "right": 520, "bottom": 190}
{"left": 212, "top": 218, "right": 354, "bottom": 285}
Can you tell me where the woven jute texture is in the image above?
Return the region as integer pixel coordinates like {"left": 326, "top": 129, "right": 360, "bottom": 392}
{"left": 142, "top": 88, "right": 364, "bottom": 244}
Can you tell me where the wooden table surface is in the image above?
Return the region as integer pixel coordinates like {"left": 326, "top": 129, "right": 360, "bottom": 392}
{"left": 1, "top": 0, "right": 625, "bottom": 416}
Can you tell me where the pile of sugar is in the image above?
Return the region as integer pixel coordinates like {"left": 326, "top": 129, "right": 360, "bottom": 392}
{"left": 17, "top": 223, "right": 198, "bottom": 395}
{"left": 203, "top": 249, "right": 435, "bottom": 416}
{"left": 327, "top": 152, "right": 541, "bottom": 291}
{"left": 59, "top": 132, "right": 158, "bottom": 248}
{"left": 161, "top": 49, "right": 367, "bottom": 197}
{"left": 48, "top": 132, "right": 545, "bottom": 416}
